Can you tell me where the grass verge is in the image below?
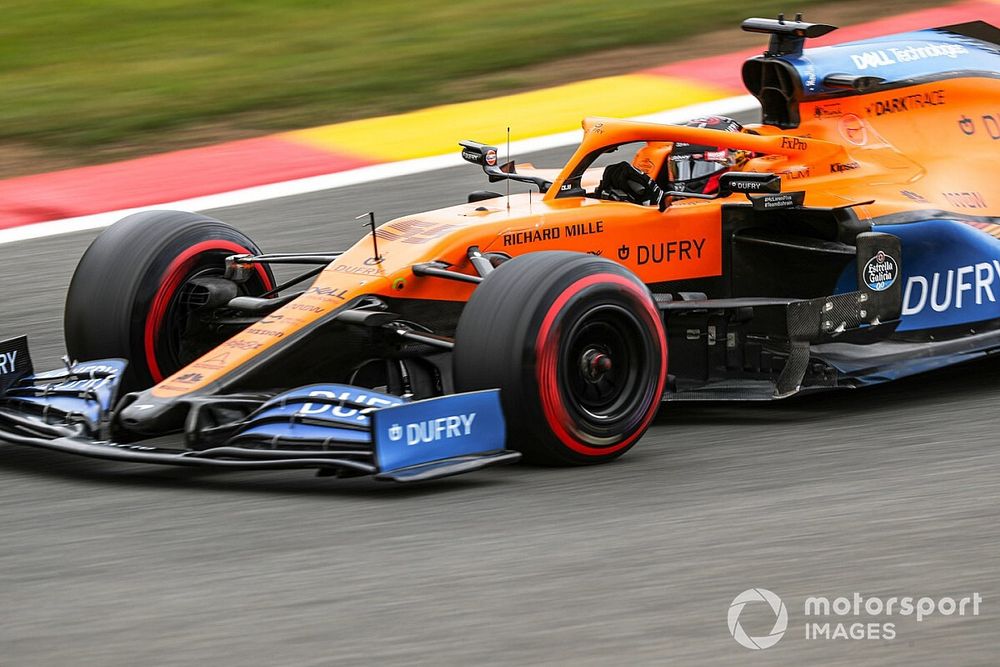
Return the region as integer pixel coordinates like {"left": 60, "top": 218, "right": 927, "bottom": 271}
{"left": 1, "top": 0, "right": 940, "bottom": 172}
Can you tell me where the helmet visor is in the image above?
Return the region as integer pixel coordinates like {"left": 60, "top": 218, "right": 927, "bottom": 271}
{"left": 667, "top": 149, "right": 730, "bottom": 185}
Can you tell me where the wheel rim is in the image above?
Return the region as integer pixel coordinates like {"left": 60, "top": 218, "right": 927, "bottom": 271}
{"left": 559, "top": 304, "right": 652, "bottom": 432}
{"left": 535, "top": 272, "right": 667, "bottom": 457}
{"left": 160, "top": 263, "right": 228, "bottom": 370}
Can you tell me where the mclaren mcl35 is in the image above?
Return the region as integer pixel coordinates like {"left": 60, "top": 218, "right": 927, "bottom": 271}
{"left": 1, "top": 17, "right": 998, "bottom": 481}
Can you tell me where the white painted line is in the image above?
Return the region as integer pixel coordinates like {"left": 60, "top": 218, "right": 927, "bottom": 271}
{"left": 0, "top": 95, "right": 758, "bottom": 246}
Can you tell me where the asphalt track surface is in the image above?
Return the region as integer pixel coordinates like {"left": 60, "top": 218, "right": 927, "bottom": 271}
{"left": 1, "top": 139, "right": 998, "bottom": 665}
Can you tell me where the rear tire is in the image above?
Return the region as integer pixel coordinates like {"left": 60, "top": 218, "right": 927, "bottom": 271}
{"left": 64, "top": 210, "right": 274, "bottom": 392}
{"left": 453, "top": 251, "right": 667, "bottom": 465}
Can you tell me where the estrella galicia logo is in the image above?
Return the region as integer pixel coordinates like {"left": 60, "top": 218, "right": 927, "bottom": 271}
{"left": 728, "top": 588, "right": 788, "bottom": 650}
{"left": 863, "top": 250, "right": 898, "bottom": 291}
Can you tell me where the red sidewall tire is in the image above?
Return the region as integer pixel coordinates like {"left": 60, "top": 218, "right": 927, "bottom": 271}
{"left": 64, "top": 211, "right": 274, "bottom": 392}
{"left": 454, "top": 251, "right": 667, "bottom": 465}
{"left": 535, "top": 272, "right": 667, "bottom": 458}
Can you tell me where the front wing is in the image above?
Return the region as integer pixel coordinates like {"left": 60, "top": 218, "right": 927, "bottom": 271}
{"left": 0, "top": 339, "right": 519, "bottom": 483}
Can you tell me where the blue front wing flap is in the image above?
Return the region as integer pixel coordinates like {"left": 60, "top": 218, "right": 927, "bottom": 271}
{"left": 0, "top": 338, "right": 518, "bottom": 482}
{"left": 371, "top": 390, "right": 508, "bottom": 479}
{"left": 3, "top": 353, "right": 127, "bottom": 435}
{"left": 227, "top": 383, "right": 516, "bottom": 480}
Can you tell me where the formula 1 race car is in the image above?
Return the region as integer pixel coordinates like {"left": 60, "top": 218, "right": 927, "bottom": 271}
{"left": 1, "top": 17, "right": 998, "bottom": 481}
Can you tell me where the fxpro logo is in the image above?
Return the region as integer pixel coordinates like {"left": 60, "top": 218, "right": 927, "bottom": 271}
{"left": 388, "top": 413, "right": 477, "bottom": 446}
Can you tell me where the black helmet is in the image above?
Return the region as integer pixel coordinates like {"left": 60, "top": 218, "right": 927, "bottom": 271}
{"left": 667, "top": 116, "right": 750, "bottom": 194}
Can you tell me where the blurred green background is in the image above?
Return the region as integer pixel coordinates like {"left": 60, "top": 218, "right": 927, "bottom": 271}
{"left": 1, "top": 0, "right": 937, "bottom": 171}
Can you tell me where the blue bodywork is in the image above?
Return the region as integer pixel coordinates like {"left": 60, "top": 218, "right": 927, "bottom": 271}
{"left": 778, "top": 27, "right": 1000, "bottom": 96}
{"left": 232, "top": 383, "right": 508, "bottom": 473}
{"left": 371, "top": 390, "right": 506, "bottom": 472}
{"left": 4, "top": 359, "right": 127, "bottom": 431}
{"left": 235, "top": 384, "right": 405, "bottom": 445}
{"left": 836, "top": 220, "right": 1000, "bottom": 332}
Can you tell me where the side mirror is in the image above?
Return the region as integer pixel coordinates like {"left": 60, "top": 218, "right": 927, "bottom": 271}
{"left": 718, "top": 172, "right": 782, "bottom": 196}
{"left": 459, "top": 140, "right": 499, "bottom": 168}
{"left": 457, "top": 139, "right": 551, "bottom": 193}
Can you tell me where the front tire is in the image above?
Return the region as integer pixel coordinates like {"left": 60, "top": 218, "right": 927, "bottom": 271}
{"left": 64, "top": 210, "right": 274, "bottom": 392}
{"left": 453, "top": 251, "right": 667, "bottom": 465}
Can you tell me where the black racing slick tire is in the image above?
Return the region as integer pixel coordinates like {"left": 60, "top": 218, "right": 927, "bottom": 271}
{"left": 64, "top": 210, "right": 274, "bottom": 392}
{"left": 453, "top": 251, "right": 667, "bottom": 465}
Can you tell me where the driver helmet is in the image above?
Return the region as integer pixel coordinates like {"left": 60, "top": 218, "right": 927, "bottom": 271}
{"left": 666, "top": 116, "right": 753, "bottom": 194}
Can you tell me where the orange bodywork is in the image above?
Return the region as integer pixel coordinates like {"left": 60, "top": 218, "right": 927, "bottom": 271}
{"left": 154, "top": 71, "right": 1000, "bottom": 398}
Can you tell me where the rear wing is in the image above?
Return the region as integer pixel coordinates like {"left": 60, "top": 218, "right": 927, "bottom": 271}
{"left": 741, "top": 15, "right": 836, "bottom": 57}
